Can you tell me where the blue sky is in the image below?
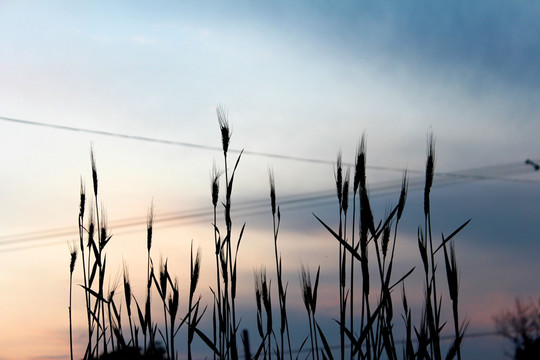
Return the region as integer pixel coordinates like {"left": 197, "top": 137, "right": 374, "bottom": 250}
{"left": 1, "top": 1, "right": 540, "bottom": 359}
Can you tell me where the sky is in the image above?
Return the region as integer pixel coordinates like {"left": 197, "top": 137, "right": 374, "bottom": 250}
{"left": 1, "top": 1, "right": 540, "bottom": 359}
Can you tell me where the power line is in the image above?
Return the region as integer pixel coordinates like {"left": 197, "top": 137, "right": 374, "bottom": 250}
{"left": 0, "top": 115, "right": 223, "bottom": 150}
{"left": 0, "top": 172, "right": 506, "bottom": 246}
{"left": 0, "top": 115, "right": 381, "bottom": 169}
{"left": 1, "top": 160, "right": 538, "bottom": 252}
{"left": 2, "top": 115, "right": 539, "bottom": 179}
{"left": 1, "top": 160, "right": 538, "bottom": 247}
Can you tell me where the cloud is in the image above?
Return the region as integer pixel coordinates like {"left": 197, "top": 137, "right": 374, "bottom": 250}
{"left": 369, "top": 2, "right": 540, "bottom": 90}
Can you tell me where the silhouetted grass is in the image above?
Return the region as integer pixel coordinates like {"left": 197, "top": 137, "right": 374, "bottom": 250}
{"left": 71, "top": 108, "right": 469, "bottom": 359}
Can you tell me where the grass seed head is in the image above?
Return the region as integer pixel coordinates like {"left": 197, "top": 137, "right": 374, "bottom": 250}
{"left": 254, "top": 271, "right": 262, "bottom": 313}
{"left": 68, "top": 242, "right": 77, "bottom": 275}
{"left": 90, "top": 147, "right": 98, "bottom": 197}
{"left": 335, "top": 152, "right": 343, "bottom": 206}
{"left": 258, "top": 269, "right": 272, "bottom": 325}
{"left": 88, "top": 216, "right": 95, "bottom": 249}
{"left": 382, "top": 224, "right": 391, "bottom": 259}
{"left": 123, "top": 265, "right": 132, "bottom": 315}
{"left": 99, "top": 213, "right": 110, "bottom": 250}
{"left": 444, "top": 241, "right": 459, "bottom": 302}
{"left": 211, "top": 162, "right": 220, "bottom": 207}
{"left": 169, "top": 280, "right": 179, "bottom": 319}
{"left": 354, "top": 135, "right": 366, "bottom": 193}
{"left": 300, "top": 264, "right": 312, "bottom": 313}
{"left": 269, "top": 169, "right": 276, "bottom": 216}
{"left": 100, "top": 225, "right": 107, "bottom": 250}
{"left": 219, "top": 247, "right": 228, "bottom": 283}
{"left": 418, "top": 227, "right": 429, "bottom": 274}
{"left": 254, "top": 271, "right": 264, "bottom": 337}
{"left": 360, "top": 188, "right": 376, "bottom": 237}
{"left": 159, "top": 259, "right": 169, "bottom": 300}
{"left": 79, "top": 179, "right": 86, "bottom": 219}
{"left": 216, "top": 105, "right": 231, "bottom": 154}
{"left": 190, "top": 246, "right": 202, "bottom": 297}
{"left": 147, "top": 203, "right": 154, "bottom": 252}
{"left": 342, "top": 169, "right": 350, "bottom": 214}
{"left": 397, "top": 170, "right": 408, "bottom": 221}
{"left": 424, "top": 132, "right": 435, "bottom": 216}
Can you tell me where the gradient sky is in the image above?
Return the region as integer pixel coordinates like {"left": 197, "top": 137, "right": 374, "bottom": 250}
{"left": 1, "top": 1, "right": 540, "bottom": 359}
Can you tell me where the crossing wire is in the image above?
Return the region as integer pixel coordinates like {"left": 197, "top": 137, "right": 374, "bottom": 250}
{"left": 0, "top": 115, "right": 539, "bottom": 252}
{"left": 0, "top": 115, "right": 404, "bottom": 170}
{"left": 2, "top": 115, "right": 538, "bottom": 178}
{"left": 1, "top": 160, "right": 538, "bottom": 252}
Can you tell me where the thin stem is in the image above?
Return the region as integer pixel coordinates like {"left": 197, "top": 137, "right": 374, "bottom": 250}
{"left": 69, "top": 270, "right": 74, "bottom": 360}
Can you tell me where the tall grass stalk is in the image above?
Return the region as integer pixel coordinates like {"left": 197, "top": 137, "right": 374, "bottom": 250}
{"left": 168, "top": 276, "right": 180, "bottom": 359}
{"left": 68, "top": 242, "right": 78, "bottom": 360}
{"left": 154, "top": 258, "right": 170, "bottom": 359}
{"left": 423, "top": 132, "right": 442, "bottom": 360}
{"left": 443, "top": 241, "right": 467, "bottom": 360}
{"left": 315, "top": 132, "right": 468, "bottom": 360}
{"left": 269, "top": 169, "right": 292, "bottom": 360}
{"left": 146, "top": 203, "right": 155, "bottom": 353}
{"left": 76, "top": 179, "right": 92, "bottom": 358}
{"left": 215, "top": 105, "right": 245, "bottom": 359}
{"left": 211, "top": 162, "right": 223, "bottom": 358}
{"left": 254, "top": 268, "right": 273, "bottom": 359}
{"left": 122, "top": 265, "right": 135, "bottom": 348}
{"left": 78, "top": 149, "right": 115, "bottom": 359}
{"left": 349, "top": 135, "right": 364, "bottom": 359}
{"left": 91, "top": 148, "right": 107, "bottom": 356}
{"left": 188, "top": 242, "right": 202, "bottom": 360}
{"left": 334, "top": 152, "right": 347, "bottom": 360}
{"left": 300, "top": 264, "right": 321, "bottom": 360}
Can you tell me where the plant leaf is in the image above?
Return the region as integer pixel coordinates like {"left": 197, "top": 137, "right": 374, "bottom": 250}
{"left": 316, "top": 322, "right": 334, "bottom": 360}
{"left": 314, "top": 214, "right": 362, "bottom": 261}
{"left": 434, "top": 219, "right": 471, "bottom": 254}
{"left": 194, "top": 328, "right": 221, "bottom": 356}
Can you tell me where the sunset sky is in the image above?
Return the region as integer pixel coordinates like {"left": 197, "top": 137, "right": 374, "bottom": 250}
{"left": 1, "top": 1, "right": 540, "bottom": 359}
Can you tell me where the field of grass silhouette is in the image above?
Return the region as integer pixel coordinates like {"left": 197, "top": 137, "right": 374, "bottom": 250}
{"left": 71, "top": 109, "right": 470, "bottom": 359}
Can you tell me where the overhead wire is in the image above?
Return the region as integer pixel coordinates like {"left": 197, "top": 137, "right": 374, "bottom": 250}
{"left": 0, "top": 165, "right": 532, "bottom": 245}
{"left": 1, "top": 160, "right": 538, "bottom": 252}
{"left": 0, "top": 115, "right": 538, "bottom": 252}
{"left": 2, "top": 115, "right": 539, "bottom": 179}
{"left": 0, "top": 115, "right": 390, "bottom": 169}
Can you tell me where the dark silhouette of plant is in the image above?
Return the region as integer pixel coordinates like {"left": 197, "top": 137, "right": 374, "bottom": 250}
{"left": 268, "top": 169, "right": 292, "bottom": 360}
{"left": 91, "top": 346, "right": 166, "bottom": 359}
{"left": 68, "top": 241, "right": 78, "bottom": 360}
{"left": 494, "top": 298, "right": 540, "bottom": 360}
{"left": 71, "top": 108, "right": 470, "bottom": 359}
{"left": 208, "top": 105, "right": 246, "bottom": 360}
{"left": 314, "top": 131, "right": 469, "bottom": 360}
